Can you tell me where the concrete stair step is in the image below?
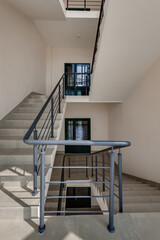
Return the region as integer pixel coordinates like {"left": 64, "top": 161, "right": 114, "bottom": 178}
{"left": 0, "top": 186, "right": 40, "bottom": 219}
{"left": 0, "top": 128, "right": 58, "bottom": 137}
{"left": 0, "top": 136, "right": 32, "bottom": 148}
{"left": 45, "top": 202, "right": 61, "bottom": 208}
{"left": 20, "top": 103, "right": 51, "bottom": 109}
{"left": 21, "top": 101, "right": 65, "bottom": 109}
{"left": 0, "top": 136, "right": 56, "bottom": 149}
{"left": 24, "top": 99, "right": 47, "bottom": 104}
{"left": 120, "top": 186, "right": 158, "bottom": 191}
{"left": 9, "top": 112, "right": 63, "bottom": 121}
{"left": 48, "top": 190, "right": 65, "bottom": 196}
{"left": 2, "top": 119, "right": 60, "bottom": 129}
{"left": 114, "top": 202, "right": 160, "bottom": 213}
{"left": 65, "top": 207, "right": 102, "bottom": 215}
{"left": 114, "top": 195, "right": 160, "bottom": 204}
{"left": 9, "top": 112, "right": 49, "bottom": 120}
{"left": 103, "top": 190, "right": 160, "bottom": 196}
{"left": 15, "top": 107, "right": 50, "bottom": 113}
{"left": 27, "top": 93, "right": 47, "bottom": 99}
{"left": 0, "top": 148, "right": 53, "bottom": 165}
{"left": 0, "top": 164, "right": 50, "bottom": 188}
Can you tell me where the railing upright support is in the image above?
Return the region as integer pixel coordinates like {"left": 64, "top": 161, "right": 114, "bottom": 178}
{"left": 91, "top": 156, "right": 93, "bottom": 177}
{"left": 69, "top": 157, "right": 70, "bottom": 178}
{"left": 59, "top": 84, "right": 61, "bottom": 113}
{"left": 86, "top": 156, "right": 88, "bottom": 178}
{"left": 95, "top": 155, "right": 97, "bottom": 181}
{"left": 67, "top": 0, "right": 69, "bottom": 9}
{"left": 118, "top": 150, "right": 123, "bottom": 213}
{"left": 85, "top": 75, "right": 87, "bottom": 95}
{"left": 102, "top": 152, "right": 105, "bottom": 191}
{"left": 51, "top": 98, "right": 54, "bottom": 138}
{"left": 84, "top": 0, "right": 86, "bottom": 10}
{"left": 39, "top": 146, "right": 46, "bottom": 234}
{"left": 108, "top": 150, "right": 115, "bottom": 233}
{"left": 63, "top": 76, "right": 65, "bottom": 99}
{"left": 32, "top": 129, "right": 38, "bottom": 196}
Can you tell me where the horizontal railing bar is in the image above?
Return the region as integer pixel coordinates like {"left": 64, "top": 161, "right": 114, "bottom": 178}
{"left": 44, "top": 210, "right": 109, "bottom": 214}
{"left": 96, "top": 172, "right": 119, "bottom": 188}
{"left": 44, "top": 166, "right": 110, "bottom": 169}
{"left": 45, "top": 195, "right": 109, "bottom": 199}
{"left": 45, "top": 181, "right": 110, "bottom": 184}
{"left": 96, "top": 176, "right": 120, "bottom": 198}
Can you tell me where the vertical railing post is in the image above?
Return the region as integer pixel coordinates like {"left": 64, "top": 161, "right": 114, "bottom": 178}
{"left": 86, "top": 156, "right": 88, "bottom": 178}
{"left": 67, "top": 0, "right": 69, "bottom": 9}
{"left": 39, "top": 146, "right": 46, "bottom": 234}
{"left": 85, "top": 75, "right": 87, "bottom": 95}
{"left": 102, "top": 152, "right": 105, "bottom": 191}
{"left": 95, "top": 155, "right": 97, "bottom": 181}
{"left": 84, "top": 0, "right": 86, "bottom": 10}
{"left": 32, "top": 129, "right": 38, "bottom": 196}
{"left": 51, "top": 97, "right": 54, "bottom": 138}
{"left": 59, "top": 84, "right": 61, "bottom": 113}
{"left": 69, "top": 157, "right": 70, "bottom": 178}
{"left": 91, "top": 156, "right": 93, "bottom": 177}
{"left": 118, "top": 150, "right": 123, "bottom": 213}
{"left": 63, "top": 76, "right": 65, "bottom": 99}
{"left": 108, "top": 150, "right": 115, "bottom": 233}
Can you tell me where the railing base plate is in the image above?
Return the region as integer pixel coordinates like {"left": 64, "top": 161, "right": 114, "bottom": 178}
{"left": 32, "top": 190, "right": 38, "bottom": 196}
{"left": 107, "top": 225, "right": 115, "bottom": 233}
{"left": 39, "top": 225, "right": 46, "bottom": 235}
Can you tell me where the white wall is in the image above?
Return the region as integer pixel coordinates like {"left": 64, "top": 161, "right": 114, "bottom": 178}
{"left": 108, "top": 55, "right": 160, "bottom": 183}
{"left": 46, "top": 47, "right": 92, "bottom": 96}
{"left": 0, "top": 0, "right": 46, "bottom": 120}
{"left": 90, "top": 0, "right": 160, "bottom": 102}
{"left": 58, "top": 102, "right": 109, "bottom": 152}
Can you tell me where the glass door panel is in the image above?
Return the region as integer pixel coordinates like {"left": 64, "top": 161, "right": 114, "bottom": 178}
{"left": 75, "top": 120, "right": 88, "bottom": 140}
{"left": 65, "top": 63, "right": 90, "bottom": 96}
{"left": 65, "top": 118, "right": 91, "bottom": 153}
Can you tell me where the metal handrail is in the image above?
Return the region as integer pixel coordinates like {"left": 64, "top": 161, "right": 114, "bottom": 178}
{"left": 65, "top": 0, "right": 106, "bottom": 74}
{"left": 24, "top": 138, "right": 130, "bottom": 234}
{"left": 24, "top": 139, "right": 130, "bottom": 146}
{"left": 91, "top": 0, "right": 105, "bottom": 73}
{"left": 24, "top": 74, "right": 64, "bottom": 141}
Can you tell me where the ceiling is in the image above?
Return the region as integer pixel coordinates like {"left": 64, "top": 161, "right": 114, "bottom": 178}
{"left": 6, "top": 0, "right": 98, "bottom": 48}
{"left": 5, "top": 0, "right": 66, "bottom": 20}
{"left": 34, "top": 18, "right": 98, "bottom": 48}
{"left": 90, "top": 0, "right": 160, "bottom": 102}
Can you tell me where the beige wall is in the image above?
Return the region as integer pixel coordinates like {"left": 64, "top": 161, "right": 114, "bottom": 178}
{"left": 108, "top": 56, "right": 160, "bottom": 183}
{"left": 46, "top": 47, "right": 92, "bottom": 96}
{"left": 58, "top": 102, "right": 109, "bottom": 152}
{"left": 0, "top": 0, "right": 46, "bottom": 120}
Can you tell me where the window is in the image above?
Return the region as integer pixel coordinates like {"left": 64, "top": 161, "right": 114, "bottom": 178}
{"left": 65, "top": 63, "right": 90, "bottom": 96}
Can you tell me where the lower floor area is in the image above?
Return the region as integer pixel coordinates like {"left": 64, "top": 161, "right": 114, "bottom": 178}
{"left": 1, "top": 213, "right": 160, "bottom": 240}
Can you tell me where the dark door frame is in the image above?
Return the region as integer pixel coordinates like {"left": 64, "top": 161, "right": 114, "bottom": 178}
{"left": 65, "top": 118, "right": 91, "bottom": 153}
{"left": 64, "top": 63, "right": 90, "bottom": 96}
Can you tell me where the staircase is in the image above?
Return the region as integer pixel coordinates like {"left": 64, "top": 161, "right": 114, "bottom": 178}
{"left": 0, "top": 92, "right": 66, "bottom": 220}
{"left": 91, "top": 156, "right": 160, "bottom": 214}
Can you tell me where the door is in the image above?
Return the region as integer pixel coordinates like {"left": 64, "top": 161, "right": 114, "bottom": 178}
{"left": 65, "top": 63, "right": 90, "bottom": 96}
{"left": 65, "top": 118, "right": 91, "bottom": 153}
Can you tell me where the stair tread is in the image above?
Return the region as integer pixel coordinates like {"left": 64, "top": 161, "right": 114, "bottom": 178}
{"left": 0, "top": 148, "right": 53, "bottom": 155}
{"left": 115, "top": 202, "right": 160, "bottom": 213}
{"left": 0, "top": 186, "right": 40, "bottom": 207}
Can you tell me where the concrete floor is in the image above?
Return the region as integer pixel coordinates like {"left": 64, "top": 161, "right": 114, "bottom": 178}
{"left": 0, "top": 213, "right": 160, "bottom": 240}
